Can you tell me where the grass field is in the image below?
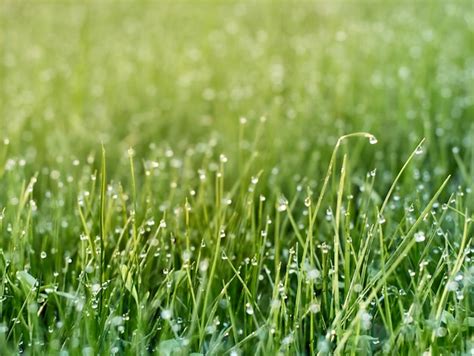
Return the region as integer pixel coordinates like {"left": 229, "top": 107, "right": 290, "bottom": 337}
{"left": 1, "top": 1, "right": 473, "bottom": 355}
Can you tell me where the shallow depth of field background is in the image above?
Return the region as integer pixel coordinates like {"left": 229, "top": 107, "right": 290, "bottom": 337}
{"left": 3, "top": 2, "right": 472, "bottom": 178}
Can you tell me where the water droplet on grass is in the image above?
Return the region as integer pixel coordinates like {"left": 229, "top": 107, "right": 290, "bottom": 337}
{"left": 270, "top": 299, "right": 281, "bottom": 310}
{"left": 447, "top": 281, "right": 458, "bottom": 291}
{"left": 414, "top": 231, "right": 426, "bottom": 242}
{"left": 319, "top": 243, "right": 329, "bottom": 254}
{"left": 306, "top": 269, "right": 320, "bottom": 281}
{"left": 91, "top": 283, "right": 101, "bottom": 294}
{"left": 219, "top": 154, "right": 228, "bottom": 163}
{"left": 325, "top": 208, "right": 333, "bottom": 221}
{"left": 366, "top": 134, "right": 378, "bottom": 144}
{"left": 435, "top": 326, "right": 447, "bottom": 337}
{"left": 360, "top": 310, "right": 372, "bottom": 330}
{"left": 281, "top": 334, "right": 294, "bottom": 345}
{"left": 378, "top": 214, "right": 386, "bottom": 224}
{"left": 309, "top": 303, "right": 320, "bottom": 314}
{"left": 277, "top": 197, "right": 288, "bottom": 212}
{"left": 199, "top": 259, "right": 209, "bottom": 272}
{"left": 146, "top": 219, "right": 155, "bottom": 226}
{"left": 317, "top": 338, "right": 330, "bottom": 353}
{"left": 161, "top": 309, "right": 172, "bottom": 320}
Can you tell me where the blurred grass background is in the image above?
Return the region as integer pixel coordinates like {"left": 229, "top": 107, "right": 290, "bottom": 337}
{"left": 2, "top": 1, "right": 472, "bottom": 190}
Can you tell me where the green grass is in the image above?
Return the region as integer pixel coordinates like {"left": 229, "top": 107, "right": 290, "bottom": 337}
{"left": 0, "top": 1, "right": 473, "bottom": 355}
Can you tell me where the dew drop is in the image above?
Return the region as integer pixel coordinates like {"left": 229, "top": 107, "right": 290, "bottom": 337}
{"left": 367, "top": 135, "right": 378, "bottom": 145}
{"left": 219, "top": 154, "right": 228, "bottom": 163}
{"left": 245, "top": 303, "right": 254, "bottom": 315}
{"left": 309, "top": 303, "right": 320, "bottom": 314}
{"left": 447, "top": 281, "right": 458, "bottom": 291}
{"left": 414, "top": 231, "right": 426, "bottom": 242}
{"left": 435, "top": 326, "right": 446, "bottom": 338}
{"left": 160, "top": 309, "right": 172, "bottom": 320}
{"left": 277, "top": 197, "right": 288, "bottom": 212}
{"left": 378, "top": 214, "right": 386, "bottom": 224}
{"left": 199, "top": 259, "right": 209, "bottom": 272}
{"left": 325, "top": 208, "right": 333, "bottom": 221}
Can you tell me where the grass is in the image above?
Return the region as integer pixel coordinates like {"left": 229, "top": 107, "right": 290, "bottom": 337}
{"left": 0, "top": 1, "right": 473, "bottom": 355}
